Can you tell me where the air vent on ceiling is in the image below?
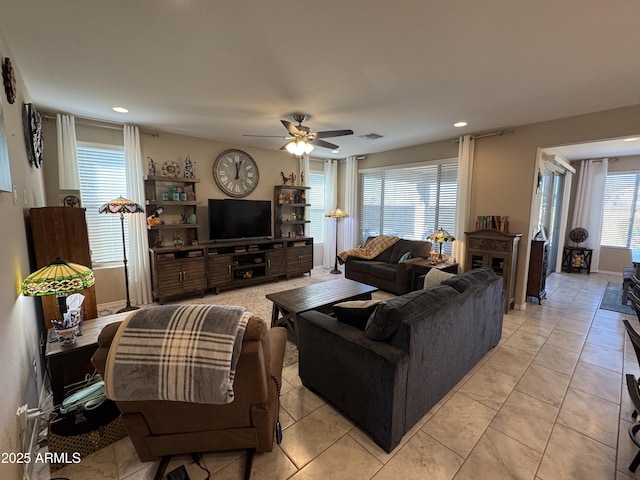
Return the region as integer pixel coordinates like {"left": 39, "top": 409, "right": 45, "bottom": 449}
{"left": 359, "top": 133, "right": 384, "bottom": 140}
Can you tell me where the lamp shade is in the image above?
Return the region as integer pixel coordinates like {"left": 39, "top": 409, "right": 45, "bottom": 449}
{"left": 98, "top": 196, "right": 144, "bottom": 215}
{"left": 22, "top": 258, "right": 95, "bottom": 297}
{"left": 325, "top": 207, "right": 349, "bottom": 218}
{"left": 427, "top": 228, "right": 455, "bottom": 243}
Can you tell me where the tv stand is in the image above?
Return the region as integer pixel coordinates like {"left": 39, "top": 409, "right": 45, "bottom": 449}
{"left": 150, "top": 237, "right": 313, "bottom": 302}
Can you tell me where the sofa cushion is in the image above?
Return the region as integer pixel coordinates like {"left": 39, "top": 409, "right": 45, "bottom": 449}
{"left": 389, "top": 239, "right": 431, "bottom": 264}
{"left": 370, "top": 264, "right": 397, "bottom": 281}
{"left": 364, "top": 284, "right": 459, "bottom": 341}
{"left": 442, "top": 268, "right": 495, "bottom": 293}
{"left": 423, "top": 268, "right": 456, "bottom": 288}
{"left": 347, "top": 260, "right": 386, "bottom": 276}
{"left": 333, "top": 300, "right": 383, "bottom": 330}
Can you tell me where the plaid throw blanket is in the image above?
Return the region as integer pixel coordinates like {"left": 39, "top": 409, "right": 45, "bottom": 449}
{"left": 104, "top": 304, "right": 250, "bottom": 404}
{"left": 338, "top": 235, "right": 400, "bottom": 264}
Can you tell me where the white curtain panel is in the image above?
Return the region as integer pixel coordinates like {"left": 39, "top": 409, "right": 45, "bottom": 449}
{"left": 453, "top": 135, "right": 475, "bottom": 270}
{"left": 300, "top": 154, "right": 310, "bottom": 236}
{"left": 323, "top": 160, "right": 338, "bottom": 268}
{"left": 56, "top": 114, "right": 80, "bottom": 190}
{"left": 343, "top": 156, "right": 359, "bottom": 250}
{"left": 571, "top": 158, "right": 608, "bottom": 271}
{"left": 123, "top": 125, "right": 153, "bottom": 305}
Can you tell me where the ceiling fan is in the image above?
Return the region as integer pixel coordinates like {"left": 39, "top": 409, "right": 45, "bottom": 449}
{"left": 244, "top": 114, "right": 354, "bottom": 154}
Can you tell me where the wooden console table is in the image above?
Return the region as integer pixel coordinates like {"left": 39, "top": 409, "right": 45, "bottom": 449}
{"left": 45, "top": 312, "right": 129, "bottom": 406}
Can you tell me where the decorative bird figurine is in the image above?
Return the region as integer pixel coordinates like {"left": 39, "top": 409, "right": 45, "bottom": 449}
{"left": 280, "top": 171, "right": 289, "bottom": 185}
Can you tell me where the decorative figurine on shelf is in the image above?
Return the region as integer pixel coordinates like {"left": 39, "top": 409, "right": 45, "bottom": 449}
{"left": 184, "top": 155, "right": 195, "bottom": 178}
{"left": 300, "top": 171, "right": 305, "bottom": 186}
{"left": 147, "top": 157, "right": 156, "bottom": 176}
{"left": 280, "top": 171, "right": 289, "bottom": 185}
{"left": 289, "top": 172, "right": 296, "bottom": 185}
{"left": 146, "top": 207, "right": 164, "bottom": 226}
{"left": 173, "top": 232, "right": 184, "bottom": 248}
{"left": 154, "top": 235, "right": 164, "bottom": 248}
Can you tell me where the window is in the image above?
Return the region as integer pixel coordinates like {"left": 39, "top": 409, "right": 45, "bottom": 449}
{"left": 77, "top": 143, "right": 129, "bottom": 267}
{"left": 308, "top": 171, "right": 325, "bottom": 242}
{"left": 601, "top": 172, "right": 640, "bottom": 248}
{"left": 359, "top": 160, "right": 458, "bottom": 253}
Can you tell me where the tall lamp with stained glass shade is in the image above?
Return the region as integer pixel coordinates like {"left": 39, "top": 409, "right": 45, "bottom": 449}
{"left": 325, "top": 207, "right": 349, "bottom": 274}
{"left": 22, "top": 258, "right": 95, "bottom": 320}
{"left": 428, "top": 228, "right": 455, "bottom": 263}
{"left": 99, "top": 196, "right": 144, "bottom": 313}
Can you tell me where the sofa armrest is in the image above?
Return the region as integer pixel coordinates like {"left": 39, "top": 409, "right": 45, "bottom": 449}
{"left": 297, "top": 310, "right": 409, "bottom": 452}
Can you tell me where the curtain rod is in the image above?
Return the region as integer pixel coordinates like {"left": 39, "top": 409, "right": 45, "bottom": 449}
{"left": 42, "top": 114, "right": 159, "bottom": 137}
{"left": 452, "top": 129, "right": 510, "bottom": 144}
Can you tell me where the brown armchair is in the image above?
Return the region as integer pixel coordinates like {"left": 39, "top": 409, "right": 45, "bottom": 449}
{"left": 91, "top": 314, "right": 286, "bottom": 479}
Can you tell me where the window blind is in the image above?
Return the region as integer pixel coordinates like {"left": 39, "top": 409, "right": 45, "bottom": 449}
{"left": 601, "top": 172, "right": 640, "bottom": 248}
{"left": 308, "top": 172, "right": 325, "bottom": 242}
{"left": 77, "top": 143, "right": 129, "bottom": 266}
{"left": 358, "top": 161, "right": 458, "bottom": 252}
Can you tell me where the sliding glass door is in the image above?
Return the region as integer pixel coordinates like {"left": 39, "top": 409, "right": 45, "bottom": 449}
{"left": 538, "top": 165, "right": 565, "bottom": 273}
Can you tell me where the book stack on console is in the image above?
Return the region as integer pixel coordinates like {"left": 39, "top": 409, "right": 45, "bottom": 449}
{"left": 475, "top": 215, "right": 509, "bottom": 232}
{"left": 186, "top": 250, "right": 203, "bottom": 257}
{"left": 234, "top": 247, "right": 247, "bottom": 253}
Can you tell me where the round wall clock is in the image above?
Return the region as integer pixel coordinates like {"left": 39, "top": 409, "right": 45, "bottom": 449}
{"left": 213, "top": 149, "right": 259, "bottom": 197}
{"left": 23, "top": 103, "right": 43, "bottom": 168}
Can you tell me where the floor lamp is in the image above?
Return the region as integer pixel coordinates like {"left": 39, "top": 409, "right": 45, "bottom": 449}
{"left": 325, "top": 207, "right": 349, "bottom": 274}
{"left": 99, "top": 196, "right": 144, "bottom": 313}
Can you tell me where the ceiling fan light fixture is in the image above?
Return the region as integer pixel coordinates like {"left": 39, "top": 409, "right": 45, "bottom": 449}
{"left": 285, "top": 140, "right": 313, "bottom": 156}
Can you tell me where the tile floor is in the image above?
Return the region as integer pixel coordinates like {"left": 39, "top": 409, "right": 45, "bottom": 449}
{"left": 39, "top": 270, "right": 640, "bottom": 480}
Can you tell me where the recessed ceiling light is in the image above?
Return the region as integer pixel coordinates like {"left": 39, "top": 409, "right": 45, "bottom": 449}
{"left": 454, "top": 121, "right": 467, "bottom": 128}
{"left": 623, "top": 137, "right": 639, "bottom": 142}
{"left": 331, "top": 150, "right": 339, "bottom": 154}
{"left": 112, "top": 106, "right": 129, "bottom": 113}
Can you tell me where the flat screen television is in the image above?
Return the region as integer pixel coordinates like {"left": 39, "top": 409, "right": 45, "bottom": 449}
{"left": 208, "top": 199, "right": 272, "bottom": 241}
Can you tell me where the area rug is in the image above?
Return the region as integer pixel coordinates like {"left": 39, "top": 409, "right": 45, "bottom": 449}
{"left": 600, "top": 281, "right": 634, "bottom": 315}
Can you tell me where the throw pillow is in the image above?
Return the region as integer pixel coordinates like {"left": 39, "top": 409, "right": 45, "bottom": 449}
{"left": 333, "top": 300, "right": 383, "bottom": 330}
{"left": 423, "top": 268, "right": 456, "bottom": 288}
{"left": 398, "top": 252, "right": 412, "bottom": 263}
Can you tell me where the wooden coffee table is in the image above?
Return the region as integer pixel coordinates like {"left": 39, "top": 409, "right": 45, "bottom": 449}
{"left": 267, "top": 278, "right": 378, "bottom": 342}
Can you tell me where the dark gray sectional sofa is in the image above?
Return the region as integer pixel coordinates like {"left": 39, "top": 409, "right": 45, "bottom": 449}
{"left": 297, "top": 268, "right": 503, "bottom": 453}
{"left": 344, "top": 238, "right": 431, "bottom": 295}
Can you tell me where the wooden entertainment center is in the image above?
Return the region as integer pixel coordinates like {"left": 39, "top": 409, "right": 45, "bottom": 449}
{"left": 145, "top": 174, "right": 314, "bottom": 303}
{"left": 150, "top": 238, "right": 313, "bottom": 303}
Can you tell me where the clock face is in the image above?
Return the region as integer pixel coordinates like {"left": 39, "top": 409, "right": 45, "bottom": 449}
{"left": 213, "top": 149, "right": 259, "bottom": 198}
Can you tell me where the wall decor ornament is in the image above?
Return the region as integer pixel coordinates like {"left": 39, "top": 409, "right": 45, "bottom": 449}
{"left": 23, "top": 103, "right": 43, "bottom": 168}
{"left": 2, "top": 58, "right": 16, "bottom": 104}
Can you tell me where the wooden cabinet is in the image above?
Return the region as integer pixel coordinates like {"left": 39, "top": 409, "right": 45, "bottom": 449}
{"left": 144, "top": 175, "right": 201, "bottom": 249}
{"left": 465, "top": 229, "right": 522, "bottom": 313}
{"left": 285, "top": 238, "right": 314, "bottom": 278}
{"left": 274, "top": 185, "right": 311, "bottom": 239}
{"left": 206, "top": 239, "right": 309, "bottom": 293}
{"left": 151, "top": 249, "right": 206, "bottom": 304}
{"left": 527, "top": 238, "right": 549, "bottom": 304}
{"left": 29, "top": 207, "right": 98, "bottom": 328}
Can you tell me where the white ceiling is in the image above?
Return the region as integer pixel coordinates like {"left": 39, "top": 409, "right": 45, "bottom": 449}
{"left": 1, "top": 0, "right": 640, "bottom": 159}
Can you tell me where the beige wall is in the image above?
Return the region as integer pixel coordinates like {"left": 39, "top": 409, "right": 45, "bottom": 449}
{"left": 359, "top": 104, "right": 640, "bottom": 309}
{"left": 41, "top": 125, "right": 305, "bottom": 304}
{"left": 0, "top": 33, "right": 47, "bottom": 480}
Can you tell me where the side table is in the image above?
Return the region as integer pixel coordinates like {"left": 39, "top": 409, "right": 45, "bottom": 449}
{"left": 45, "top": 312, "right": 128, "bottom": 406}
{"left": 411, "top": 261, "right": 459, "bottom": 290}
{"left": 561, "top": 246, "right": 593, "bottom": 274}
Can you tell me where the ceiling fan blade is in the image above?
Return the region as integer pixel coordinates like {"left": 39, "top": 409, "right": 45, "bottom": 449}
{"left": 281, "top": 120, "right": 302, "bottom": 136}
{"left": 315, "top": 129, "right": 354, "bottom": 139}
{"left": 311, "top": 138, "right": 340, "bottom": 150}
{"left": 279, "top": 143, "right": 290, "bottom": 151}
